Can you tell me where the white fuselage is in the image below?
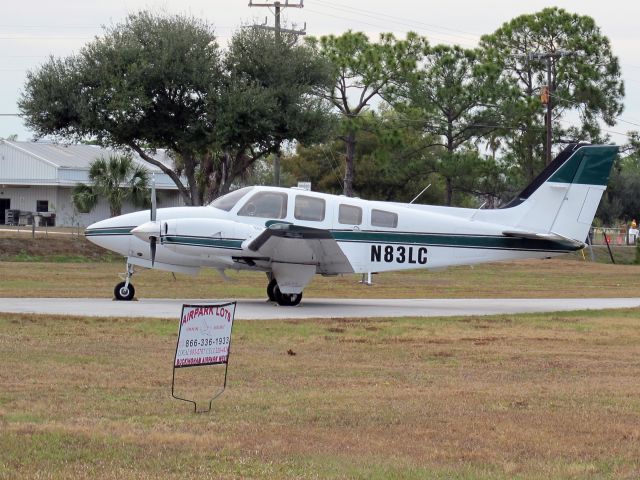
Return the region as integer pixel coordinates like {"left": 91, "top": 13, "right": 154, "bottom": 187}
{"left": 86, "top": 186, "right": 575, "bottom": 278}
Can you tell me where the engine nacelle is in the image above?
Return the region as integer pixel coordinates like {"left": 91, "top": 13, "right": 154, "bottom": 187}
{"left": 159, "top": 217, "right": 259, "bottom": 258}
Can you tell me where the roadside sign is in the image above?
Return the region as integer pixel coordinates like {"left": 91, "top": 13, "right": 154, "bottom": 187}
{"left": 172, "top": 302, "right": 236, "bottom": 412}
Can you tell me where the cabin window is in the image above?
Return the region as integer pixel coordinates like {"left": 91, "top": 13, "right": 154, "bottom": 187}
{"left": 238, "top": 191, "right": 288, "bottom": 219}
{"left": 294, "top": 195, "right": 325, "bottom": 221}
{"left": 36, "top": 200, "right": 49, "bottom": 212}
{"left": 209, "top": 186, "right": 253, "bottom": 211}
{"left": 371, "top": 209, "right": 398, "bottom": 228}
{"left": 338, "top": 204, "right": 362, "bottom": 225}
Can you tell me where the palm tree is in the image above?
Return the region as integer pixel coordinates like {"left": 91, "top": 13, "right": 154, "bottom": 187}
{"left": 72, "top": 154, "right": 150, "bottom": 217}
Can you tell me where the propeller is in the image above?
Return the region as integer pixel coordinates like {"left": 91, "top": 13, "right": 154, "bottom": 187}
{"left": 150, "top": 174, "right": 157, "bottom": 222}
{"left": 150, "top": 175, "right": 157, "bottom": 266}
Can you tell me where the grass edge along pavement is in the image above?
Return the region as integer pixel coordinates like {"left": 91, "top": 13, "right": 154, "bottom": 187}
{"left": 1, "top": 309, "right": 640, "bottom": 479}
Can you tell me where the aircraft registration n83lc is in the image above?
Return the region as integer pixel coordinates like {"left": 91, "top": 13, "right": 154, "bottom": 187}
{"left": 86, "top": 144, "right": 617, "bottom": 306}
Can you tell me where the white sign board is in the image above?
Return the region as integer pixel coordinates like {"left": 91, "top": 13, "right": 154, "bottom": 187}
{"left": 174, "top": 303, "right": 236, "bottom": 368}
{"left": 297, "top": 181, "right": 312, "bottom": 191}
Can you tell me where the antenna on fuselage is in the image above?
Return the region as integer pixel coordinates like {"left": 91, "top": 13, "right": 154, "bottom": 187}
{"left": 470, "top": 201, "right": 487, "bottom": 221}
{"left": 409, "top": 184, "right": 431, "bottom": 204}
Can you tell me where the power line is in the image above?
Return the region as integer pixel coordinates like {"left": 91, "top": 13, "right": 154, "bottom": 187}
{"left": 313, "top": 0, "right": 480, "bottom": 46}
{"left": 513, "top": 51, "right": 575, "bottom": 165}
{"left": 306, "top": 6, "right": 476, "bottom": 48}
{"left": 249, "top": 1, "right": 306, "bottom": 187}
{"left": 249, "top": 1, "right": 306, "bottom": 37}
{"left": 549, "top": 91, "right": 640, "bottom": 130}
{"left": 0, "top": 35, "right": 92, "bottom": 40}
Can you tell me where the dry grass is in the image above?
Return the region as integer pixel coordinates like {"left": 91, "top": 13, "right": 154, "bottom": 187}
{"left": 1, "top": 310, "right": 640, "bottom": 478}
{"left": 1, "top": 257, "right": 640, "bottom": 300}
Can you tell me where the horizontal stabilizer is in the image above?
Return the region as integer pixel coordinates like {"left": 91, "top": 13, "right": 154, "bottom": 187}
{"left": 502, "top": 230, "right": 585, "bottom": 249}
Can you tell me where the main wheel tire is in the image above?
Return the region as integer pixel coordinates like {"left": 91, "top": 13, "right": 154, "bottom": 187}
{"left": 114, "top": 281, "right": 135, "bottom": 301}
{"left": 267, "top": 278, "right": 277, "bottom": 302}
{"left": 274, "top": 285, "right": 302, "bottom": 306}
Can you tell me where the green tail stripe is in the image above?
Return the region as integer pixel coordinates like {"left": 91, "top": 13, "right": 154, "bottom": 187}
{"left": 549, "top": 145, "right": 617, "bottom": 185}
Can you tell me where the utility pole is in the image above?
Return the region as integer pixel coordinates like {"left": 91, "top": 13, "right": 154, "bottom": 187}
{"left": 249, "top": 1, "right": 306, "bottom": 186}
{"left": 526, "top": 51, "right": 574, "bottom": 165}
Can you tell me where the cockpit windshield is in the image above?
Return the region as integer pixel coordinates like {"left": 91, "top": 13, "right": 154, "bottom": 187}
{"left": 208, "top": 187, "right": 254, "bottom": 211}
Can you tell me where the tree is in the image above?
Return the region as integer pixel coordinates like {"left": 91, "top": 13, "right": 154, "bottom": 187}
{"left": 204, "top": 27, "right": 335, "bottom": 202}
{"left": 480, "top": 7, "right": 624, "bottom": 181}
{"left": 285, "top": 110, "right": 441, "bottom": 203}
{"left": 309, "top": 31, "right": 425, "bottom": 196}
{"left": 72, "top": 154, "right": 149, "bottom": 217}
{"left": 19, "top": 12, "right": 333, "bottom": 205}
{"left": 597, "top": 132, "right": 640, "bottom": 225}
{"left": 20, "top": 12, "right": 222, "bottom": 205}
{"left": 388, "top": 44, "right": 505, "bottom": 205}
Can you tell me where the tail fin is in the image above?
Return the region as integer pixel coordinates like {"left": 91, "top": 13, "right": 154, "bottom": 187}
{"left": 500, "top": 144, "right": 618, "bottom": 242}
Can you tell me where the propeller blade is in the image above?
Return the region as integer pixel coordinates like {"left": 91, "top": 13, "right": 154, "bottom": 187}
{"left": 150, "top": 236, "right": 157, "bottom": 267}
{"left": 150, "top": 175, "right": 156, "bottom": 222}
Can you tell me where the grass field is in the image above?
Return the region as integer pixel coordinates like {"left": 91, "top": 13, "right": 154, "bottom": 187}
{"left": 1, "top": 310, "right": 640, "bottom": 479}
{"left": 1, "top": 256, "right": 640, "bottom": 300}
{"left": 0, "top": 231, "right": 639, "bottom": 300}
{"left": 2, "top": 235, "right": 640, "bottom": 478}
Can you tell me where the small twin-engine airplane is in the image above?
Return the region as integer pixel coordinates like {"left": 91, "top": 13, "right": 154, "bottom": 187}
{"left": 86, "top": 144, "right": 617, "bottom": 306}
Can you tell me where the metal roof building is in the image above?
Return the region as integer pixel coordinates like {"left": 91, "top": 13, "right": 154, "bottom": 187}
{"left": 0, "top": 140, "right": 185, "bottom": 227}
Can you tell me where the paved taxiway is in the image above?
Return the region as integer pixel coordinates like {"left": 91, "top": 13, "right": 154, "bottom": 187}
{"left": 0, "top": 297, "right": 638, "bottom": 320}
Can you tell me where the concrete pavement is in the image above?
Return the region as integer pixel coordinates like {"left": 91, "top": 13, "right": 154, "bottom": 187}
{"left": 0, "top": 297, "right": 638, "bottom": 320}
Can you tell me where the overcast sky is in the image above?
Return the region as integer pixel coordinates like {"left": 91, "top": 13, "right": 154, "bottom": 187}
{"left": 1, "top": 0, "right": 639, "bottom": 145}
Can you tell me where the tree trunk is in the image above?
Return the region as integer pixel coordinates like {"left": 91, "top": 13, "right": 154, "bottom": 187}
{"left": 445, "top": 177, "right": 453, "bottom": 206}
{"left": 129, "top": 143, "right": 193, "bottom": 206}
{"left": 183, "top": 153, "right": 201, "bottom": 206}
{"left": 218, "top": 151, "right": 233, "bottom": 197}
{"left": 526, "top": 141, "right": 535, "bottom": 182}
{"left": 206, "top": 151, "right": 240, "bottom": 201}
{"left": 200, "top": 152, "right": 214, "bottom": 204}
{"left": 343, "top": 132, "right": 356, "bottom": 197}
{"left": 446, "top": 126, "right": 454, "bottom": 206}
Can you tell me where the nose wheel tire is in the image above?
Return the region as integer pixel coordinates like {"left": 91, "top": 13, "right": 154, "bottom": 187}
{"left": 114, "top": 281, "right": 135, "bottom": 301}
{"left": 274, "top": 285, "right": 302, "bottom": 306}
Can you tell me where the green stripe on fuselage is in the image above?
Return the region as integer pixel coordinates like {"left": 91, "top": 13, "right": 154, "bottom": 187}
{"left": 84, "top": 226, "right": 135, "bottom": 236}
{"left": 84, "top": 227, "right": 578, "bottom": 253}
{"left": 162, "top": 235, "right": 244, "bottom": 250}
{"left": 331, "top": 231, "right": 579, "bottom": 252}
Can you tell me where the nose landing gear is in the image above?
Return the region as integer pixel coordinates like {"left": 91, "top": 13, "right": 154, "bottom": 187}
{"left": 114, "top": 262, "right": 136, "bottom": 301}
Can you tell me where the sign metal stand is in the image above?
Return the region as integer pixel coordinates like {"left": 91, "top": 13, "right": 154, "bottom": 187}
{"left": 171, "top": 302, "right": 237, "bottom": 413}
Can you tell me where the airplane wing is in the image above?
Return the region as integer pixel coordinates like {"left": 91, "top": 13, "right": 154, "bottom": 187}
{"left": 245, "top": 223, "right": 354, "bottom": 275}
{"left": 502, "top": 230, "right": 585, "bottom": 249}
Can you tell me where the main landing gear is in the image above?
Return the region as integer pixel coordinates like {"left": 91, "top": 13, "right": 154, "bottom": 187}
{"left": 114, "top": 262, "right": 135, "bottom": 301}
{"left": 266, "top": 277, "right": 302, "bottom": 307}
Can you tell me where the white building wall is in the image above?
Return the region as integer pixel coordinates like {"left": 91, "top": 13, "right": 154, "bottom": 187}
{"left": 54, "top": 187, "right": 111, "bottom": 227}
{"left": 0, "top": 185, "right": 58, "bottom": 213}
{"left": 0, "top": 143, "right": 57, "bottom": 183}
{"left": 55, "top": 187, "right": 184, "bottom": 227}
{"left": 0, "top": 185, "right": 183, "bottom": 227}
{"left": 0, "top": 141, "right": 186, "bottom": 226}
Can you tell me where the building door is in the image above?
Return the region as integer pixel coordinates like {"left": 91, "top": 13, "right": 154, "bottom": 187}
{"left": 0, "top": 198, "right": 10, "bottom": 225}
